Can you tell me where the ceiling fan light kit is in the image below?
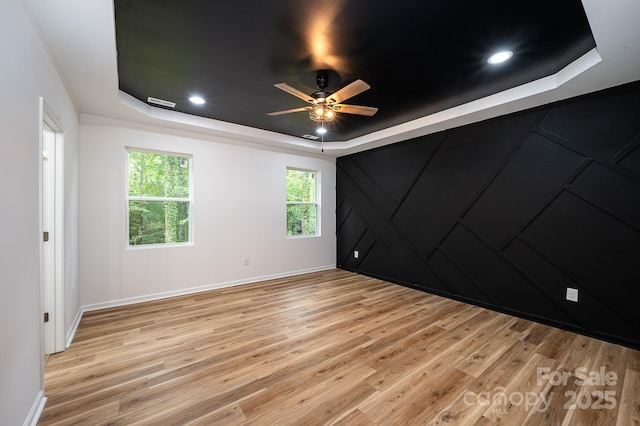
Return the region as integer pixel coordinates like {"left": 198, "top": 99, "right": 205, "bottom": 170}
{"left": 309, "top": 102, "right": 336, "bottom": 122}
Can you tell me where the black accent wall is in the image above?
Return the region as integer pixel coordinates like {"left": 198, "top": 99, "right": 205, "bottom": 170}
{"left": 336, "top": 81, "right": 640, "bottom": 349}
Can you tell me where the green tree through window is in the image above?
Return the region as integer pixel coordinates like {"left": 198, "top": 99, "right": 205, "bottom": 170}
{"left": 286, "top": 168, "right": 318, "bottom": 236}
{"left": 128, "top": 150, "right": 191, "bottom": 246}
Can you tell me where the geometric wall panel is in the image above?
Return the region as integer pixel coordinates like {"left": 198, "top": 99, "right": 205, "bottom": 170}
{"left": 571, "top": 161, "right": 640, "bottom": 225}
{"left": 392, "top": 109, "right": 543, "bottom": 255}
{"left": 522, "top": 191, "right": 640, "bottom": 328}
{"left": 441, "top": 223, "right": 576, "bottom": 323}
{"left": 618, "top": 138, "right": 640, "bottom": 173}
{"left": 352, "top": 133, "right": 444, "bottom": 210}
{"left": 538, "top": 86, "right": 640, "bottom": 160}
{"left": 427, "top": 250, "right": 492, "bottom": 305}
{"left": 356, "top": 241, "right": 412, "bottom": 285}
{"left": 465, "top": 134, "right": 584, "bottom": 248}
{"left": 337, "top": 80, "right": 640, "bottom": 349}
{"left": 504, "top": 238, "right": 640, "bottom": 347}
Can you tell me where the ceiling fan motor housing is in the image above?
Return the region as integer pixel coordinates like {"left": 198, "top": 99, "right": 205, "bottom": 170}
{"left": 316, "top": 70, "right": 330, "bottom": 90}
{"left": 312, "top": 91, "right": 332, "bottom": 100}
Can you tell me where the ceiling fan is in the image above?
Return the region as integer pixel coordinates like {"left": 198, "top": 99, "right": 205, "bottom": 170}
{"left": 268, "top": 71, "right": 378, "bottom": 123}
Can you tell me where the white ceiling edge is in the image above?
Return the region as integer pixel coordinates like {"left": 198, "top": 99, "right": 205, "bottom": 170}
{"left": 326, "top": 48, "right": 603, "bottom": 155}
{"left": 23, "top": 0, "right": 640, "bottom": 158}
{"left": 80, "top": 113, "right": 333, "bottom": 161}
{"left": 118, "top": 91, "right": 327, "bottom": 155}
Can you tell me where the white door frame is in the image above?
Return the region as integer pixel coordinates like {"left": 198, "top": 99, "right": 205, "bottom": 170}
{"left": 40, "top": 98, "right": 65, "bottom": 355}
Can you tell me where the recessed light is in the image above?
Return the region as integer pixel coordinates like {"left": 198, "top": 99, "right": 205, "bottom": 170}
{"left": 316, "top": 127, "right": 327, "bottom": 135}
{"left": 487, "top": 50, "right": 513, "bottom": 65}
{"left": 189, "top": 96, "right": 206, "bottom": 105}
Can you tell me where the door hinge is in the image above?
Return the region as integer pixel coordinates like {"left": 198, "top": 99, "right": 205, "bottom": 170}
{"left": 44, "top": 312, "right": 49, "bottom": 323}
{"left": 43, "top": 231, "right": 49, "bottom": 242}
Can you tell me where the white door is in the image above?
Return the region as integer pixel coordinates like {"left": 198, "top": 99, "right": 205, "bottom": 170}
{"left": 42, "top": 116, "right": 65, "bottom": 354}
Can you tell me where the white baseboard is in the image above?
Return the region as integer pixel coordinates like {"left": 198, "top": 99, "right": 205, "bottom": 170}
{"left": 66, "top": 307, "right": 84, "bottom": 348}
{"left": 81, "top": 265, "right": 336, "bottom": 312}
{"left": 23, "top": 390, "right": 47, "bottom": 426}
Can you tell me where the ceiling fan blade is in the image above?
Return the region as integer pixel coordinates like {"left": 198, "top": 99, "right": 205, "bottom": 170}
{"left": 274, "top": 83, "right": 315, "bottom": 103}
{"left": 267, "top": 107, "right": 310, "bottom": 116}
{"left": 334, "top": 104, "right": 378, "bottom": 116}
{"left": 327, "top": 79, "right": 370, "bottom": 104}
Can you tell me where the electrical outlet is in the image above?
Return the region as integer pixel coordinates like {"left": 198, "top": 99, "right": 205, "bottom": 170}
{"left": 354, "top": 250, "right": 359, "bottom": 259}
{"left": 244, "top": 257, "right": 250, "bottom": 266}
{"left": 566, "top": 287, "right": 579, "bottom": 302}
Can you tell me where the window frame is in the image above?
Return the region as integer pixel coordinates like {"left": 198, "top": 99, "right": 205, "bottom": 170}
{"left": 126, "top": 147, "right": 194, "bottom": 249}
{"left": 286, "top": 167, "right": 320, "bottom": 238}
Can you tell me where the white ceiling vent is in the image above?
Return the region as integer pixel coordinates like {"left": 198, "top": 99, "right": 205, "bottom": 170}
{"left": 302, "top": 134, "right": 320, "bottom": 140}
{"left": 147, "top": 96, "right": 176, "bottom": 108}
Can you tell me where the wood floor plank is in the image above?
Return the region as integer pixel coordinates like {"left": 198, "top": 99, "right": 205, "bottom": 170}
{"left": 363, "top": 313, "right": 439, "bottom": 354}
{"left": 616, "top": 368, "right": 640, "bottom": 426}
{"left": 425, "top": 389, "right": 490, "bottom": 426}
{"left": 436, "top": 304, "right": 484, "bottom": 330}
{"left": 524, "top": 333, "right": 604, "bottom": 426}
{"left": 47, "top": 401, "right": 120, "bottom": 426}
{"left": 522, "top": 322, "right": 552, "bottom": 346}
{"left": 360, "top": 341, "right": 475, "bottom": 422}
{"left": 293, "top": 381, "right": 377, "bottom": 426}
{"left": 240, "top": 345, "right": 373, "bottom": 418}
{"left": 628, "top": 348, "right": 640, "bottom": 373}
{"left": 243, "top": 361, "right": 376, "bottom": 425}
{"left": 179, "top": 404, "right": 247, "bottom": 426}
{"left": 364, "top": 325, "right": 449, "bottom": 390}
{"left": 465, "top": 340, "right": 538, "bottom": 395}
{"left": 39, "top": 269, "right": 640, "bottom": 425}
{"left": 45, "top": 363, "right": 164, "bottom": 407}
{"left": 568, "top": 341, "right": 629, "bottom": 426}
{"left": 386, "top": 367, "right": 475, "bottom": 425}
{"left": 510, "top": 318, "right": 534, "bottom": 333}
{"left": 535, "top": 327, "right": 578, "bottom": 359}
{"left": 454, "top": 313, "right": 516, "bottom": 360}
{"left": 481, "top": 353, "right": 557, "bottom": 424}
{"left": 332, "top": 409, "right": 375, "bottom": 426}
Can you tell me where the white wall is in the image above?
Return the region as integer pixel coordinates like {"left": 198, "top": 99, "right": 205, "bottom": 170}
{"left": 0, "top": 1, "right": 79, "bottom": 424}
{"left": 79, "top": 116, "right": 336, "bottom": 307}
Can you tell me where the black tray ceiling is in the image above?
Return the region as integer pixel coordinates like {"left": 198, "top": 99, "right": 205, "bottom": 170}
{"left": 114, "top": 0, "right": 595, "bottom": 142}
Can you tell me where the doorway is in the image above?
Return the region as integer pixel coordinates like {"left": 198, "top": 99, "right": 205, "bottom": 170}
{"left": 41, "top": 101, "right": 65, "bottom": 355}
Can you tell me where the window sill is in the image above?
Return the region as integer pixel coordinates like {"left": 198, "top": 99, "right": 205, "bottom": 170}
{"left": 126, "top": 242, "right": 194, "bottom": 250}
{"left": 286, "top": 234, "right": 321, "bottom": 239}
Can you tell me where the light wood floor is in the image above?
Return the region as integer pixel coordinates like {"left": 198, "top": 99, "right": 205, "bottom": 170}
{"left": 40, "top": 269, "right": 640, "bottom": 425}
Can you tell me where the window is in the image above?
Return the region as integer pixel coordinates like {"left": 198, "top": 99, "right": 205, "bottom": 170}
{"left": 127, "top": 149, "right": 192, "bottom": 246}
{"left": 286, "top": 168, "right": 319, "bottom": 237}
